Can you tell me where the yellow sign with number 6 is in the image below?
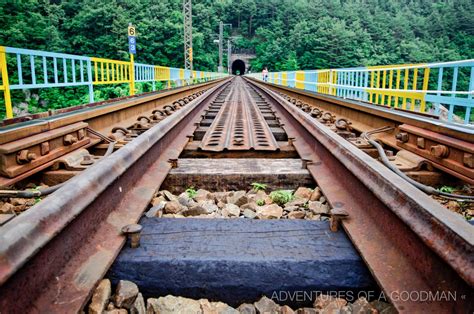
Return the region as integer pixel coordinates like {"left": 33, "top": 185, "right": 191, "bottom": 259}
{"left": 128, "top": 26, "right": 136, "bottom": 37}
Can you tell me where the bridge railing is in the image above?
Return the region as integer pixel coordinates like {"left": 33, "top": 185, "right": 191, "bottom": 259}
{"left": 248, "top": 60, "right": 474, "bottom": 126}
{"left": 0, "top": 46, "right": 226, "bottom": 119}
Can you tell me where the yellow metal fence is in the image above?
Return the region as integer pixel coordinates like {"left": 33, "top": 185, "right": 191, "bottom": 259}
{"left": 0, "top": 46, "right": 226, "bottom": 119}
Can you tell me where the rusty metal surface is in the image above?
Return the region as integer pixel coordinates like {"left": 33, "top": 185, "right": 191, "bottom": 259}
{"left": 250, "top": 78, "right": 474, "bottom": 183}
{"left": 0, "top": 78, "right": 226, "bottom": 139}
{"left": 0, "top": 78, "right": 231, "bottom": 313}
{"left": 248, "top": 78, "right": 474, "bottom": 313}
{"left": 396, "top": 124, "right": 474, "bottom": 184}
{"left": 0, "top": 80, "right": 223, "bottom": 187}
{"left": 199, "top": 77, "right": 279, "bottom": 151}
{"left": 251, "top": 78, "right": 474, "bottom": 143}
{"left": 0, "top": 122, "right": 90, "bottom": 178}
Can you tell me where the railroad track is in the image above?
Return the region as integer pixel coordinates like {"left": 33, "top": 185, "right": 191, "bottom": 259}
{"left": 248, "top": 77, "right": 474, "bottom": 186}
{"left": 0, "top": 76, "right": 472, "bottom": 313}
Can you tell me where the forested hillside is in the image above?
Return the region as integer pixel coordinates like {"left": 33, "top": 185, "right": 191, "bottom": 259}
{"left": 1, "top": 0, "right": 472, "bottom": 71}
{"left": 0, "top": 0, "right": 472, "bottom": 117}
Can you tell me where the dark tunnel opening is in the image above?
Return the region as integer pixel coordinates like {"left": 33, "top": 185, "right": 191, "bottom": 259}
{"left": 231, "top": 59, "right": 245, "bottom": 75}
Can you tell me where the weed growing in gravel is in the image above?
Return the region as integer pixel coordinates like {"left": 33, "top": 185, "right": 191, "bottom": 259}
{"left": 185, "top": 187, "right": 197, "bottom": 199}
{"left": 256, "top": 199, "right": 265, "bottom": 206}
{"left": 270, "top": 190, "right": 294, "bottom": 206}
{"left": 251, "top": 182, "right": 267, "bottom": 192}
{"left": 439, "top": 185, "right": 455, "bottom": 193}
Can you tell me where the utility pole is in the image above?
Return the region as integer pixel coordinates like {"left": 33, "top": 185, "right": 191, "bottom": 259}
{"left": 217, "top": 22, "right": 232, "bottom": 73}
{"left": 218, "top": 21, "right": 223, "bottom": 73}
{"left": 183, "top": 0, "right": 193, "bottom": 72}
{"left": 227, "top": 39, "right": 231, "bottom": 74}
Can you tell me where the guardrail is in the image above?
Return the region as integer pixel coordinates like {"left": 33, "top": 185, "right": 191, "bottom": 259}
{"left": 248, "top": 60, "right": 474, "bottom": 126}
{"left": 0, "top": 46, "right": 226, "bottom": 119}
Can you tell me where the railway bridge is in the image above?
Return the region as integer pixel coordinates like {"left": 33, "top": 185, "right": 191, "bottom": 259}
{"left": 0, "top": 44, "right": 473, "bottom": 314}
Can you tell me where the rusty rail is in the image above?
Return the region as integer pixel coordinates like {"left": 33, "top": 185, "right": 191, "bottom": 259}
{"left": 0, "top": 78, "right": 232, "bottom": 313}
{"left": 248, "top": 77, "right": 474, "bottom": 184}
{"left": 248, "top": 77, "right": 473, "bottom": 312}
{"left": 0, "top": 79, "right": 226, "bottom": 187}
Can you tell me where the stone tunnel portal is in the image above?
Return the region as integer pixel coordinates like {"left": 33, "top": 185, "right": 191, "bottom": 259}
{"left": 231, "top": 59, "right": 246, "bottom": 75}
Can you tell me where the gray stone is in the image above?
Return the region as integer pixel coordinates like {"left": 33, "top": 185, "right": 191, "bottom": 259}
{"left": 145, "top": 202, "right": 165, "bottom": 218}
{"left": 0, "top": 202, "right": 15, "bottom": 214}
{"left": 340, "top": 305, "right": 352, "bottom": 314}
{"left": 222, "top": 203, "right": 240, "bottom": 217}
{"left": 114, "top": 280, "right": 139, "bottom": 309}
{"left": 313, "top": 295, "right": 346, "bottom": 312}
{"left": 178, "top": 193, "right": 196, "bottom": 207}
{"left": 350, "top": 297, "right": 374, "bottom": 314}
{"left": 311, "top": 214, "right": 321, "bottom": 221}
{"left": 256, "top": 204, "right": 283, "bottom": 219}
{"left": 164, "top": 200, "right": 184, "bottom": 214}
{"left": 242, "top": 208, "right": 257, "bottom": 219}
{"left": 148, "top": 295, "right": 202, "bottom": 313}
{"left": 294, "top": 187, "right": 313, "bottom": 200}
{"left": 161, "top": 190, "right": 177, "bottom": 201}
{"left": 295, "top": 308, "right": 317, "bottom": 314}
{"left": 162, "top": 213, "right": 185, "bottom": 218}
{"left": 227, "top": 190, "right": 248, "bottom": 207}
{"left": 200, "top": 299, "right": 239, "bottom": 314}
{"left": 212, "top": 191, "right": 230, "bottom": 203}
{"left": 320, "top": 196, "right": 327, "bottom": 203}
{"left": 308, "top": 201, "right": 329, "bottom": 215}
{"left": 200, "top": 200, "right": 219, "bottom": 213}
{"left": 285, "top": 198, "right": 307, "bottom": 207}
{"left": 288, "top": 211, "right": 306, "bottom": 219}
{"left": 248, "top": 190, "right": 269, "bottom": 202}
{"left": 280, "top": 305, "right": 295, "bottom": 314}
{"left": 131, "top": 293, "right": 146, "bottom": 314}
{"left": 150, "top": 196, "right": 166, "bottom": 206}
{"left": 284, "top": 205, "right": 299, "bottom": 212}
{"left": 309, "top": 187, "right": 322, "bottom": 201}
{"left": 194, "top": 189, "right": 212, "bottom": 202}
{"left": 10, "top": 198, "right": 35, "bottom": 206}
{"left": 254, "top": 296, "right": 280, "bottom": 314}
{"left": 241, "top": 202, "right": 258, "bottom": 211}
{"left": 88, "top": 279, "right": 111, "bottom": 314}
{"left": 238, "top": 303, "right": 257, "bottom": 314}
{"left": 146, "top": 298, "right": 159, "bottom": 314}
{"left": 182, "top": 204, "right": 207, "bottom": 216}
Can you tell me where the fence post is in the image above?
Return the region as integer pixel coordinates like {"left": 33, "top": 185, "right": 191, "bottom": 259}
{"left": 0, "top": 46, "right": 13, "bottom": 118}
{"left": 129, "top": 54, "right": 135, "bottom": 95}
{"left": 152, "top": 66, "right": 156, "bottom": 91}
{"left": 328, "top": 70, "right": 333, "bottom": 95}
{"left": 86, "top": 58, "right": 94, "bottom": 103}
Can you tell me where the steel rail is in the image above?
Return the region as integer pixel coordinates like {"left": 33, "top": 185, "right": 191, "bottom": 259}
{"left": 248, "top": 78, "right": 474, "bottom": 185}
{"left": 0, "top": 79, "right": 226, "bottom": 188}
{"left": 0, "top": 79, "right": 225, "bottom": 144}
{"left": 247, "top": 78, "right": 474, "bottom": 313}
{"left": 0, "top": 78, "right": 232, "bottom": 313}
{"left": 248, "top": 78, "right": 474, "bottom": 142}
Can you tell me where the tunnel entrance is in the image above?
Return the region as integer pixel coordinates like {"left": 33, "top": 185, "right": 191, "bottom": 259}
{"left": 231, "top": 59, "right": 245, "bottom": 75}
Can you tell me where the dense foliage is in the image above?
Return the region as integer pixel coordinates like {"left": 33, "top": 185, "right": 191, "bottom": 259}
{"left": 0, "top": 0, "right": 472, "bottom": 118}
{"left": 233, "top": 0, "right": 474, "bottom": 71}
